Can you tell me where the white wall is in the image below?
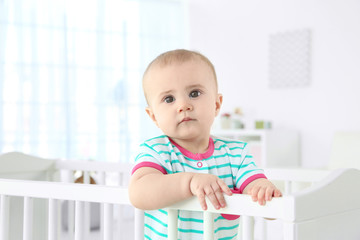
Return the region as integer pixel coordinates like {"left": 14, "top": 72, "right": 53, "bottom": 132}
{"left": 188, "top": 0, "right": 360, "bottom": 168}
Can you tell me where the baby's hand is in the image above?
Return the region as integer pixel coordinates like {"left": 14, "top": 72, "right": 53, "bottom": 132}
{"left": 245, "top": 178, "right": 282, "bottom": 206}
{"left": 189, "top": 173, "right": 232, "bottom": 210}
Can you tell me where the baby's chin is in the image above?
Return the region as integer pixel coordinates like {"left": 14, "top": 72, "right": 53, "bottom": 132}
{"left": 169, "top": 130, "right": 207, "bottom": 141}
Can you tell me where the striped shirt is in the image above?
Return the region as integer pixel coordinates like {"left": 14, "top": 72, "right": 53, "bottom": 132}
{"left": 132, "top": 135, "right": 266, "bottom": 240}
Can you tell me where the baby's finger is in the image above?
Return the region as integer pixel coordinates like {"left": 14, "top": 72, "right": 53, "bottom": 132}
{"left": 217, "top": 179, "right": 232, "bottom": 196}
{"left": 257, "top": 188, "right": 266, "bottom": 205}
{"left": 274, "top": 189, "right": 282, "bottom": 197}
{"left": 197, "top": 191, "right": 207, "bottom": 210}
{"left": 265, "top": 188, "right": 274, "bottom": 201}
{"left": 206, "top": 191, "right": 221, "bottom": 210}
{"left": 250, "top": 186, "right": 260, "bottom": 202}
{"left": 214, "top": 189, "right": 226, "bottom": 208}
{"left": 210, "top": 183, "right": 227, "bottom": 208}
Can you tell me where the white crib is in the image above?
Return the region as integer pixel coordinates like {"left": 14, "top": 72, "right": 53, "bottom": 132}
{"left": 0, "top": 152, "right": 360, "bottom": 240}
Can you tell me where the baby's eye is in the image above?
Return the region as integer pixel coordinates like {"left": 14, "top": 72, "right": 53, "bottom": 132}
{"left": 189, "top": 90, "right": 201, "bottom": 98}
{"left": 164, "top": 96, "right": 175, "bottom": 103}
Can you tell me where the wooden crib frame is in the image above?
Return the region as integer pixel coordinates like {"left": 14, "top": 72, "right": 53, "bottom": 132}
{"left": 0, "top": 153, "right": 360, "bottom": 240}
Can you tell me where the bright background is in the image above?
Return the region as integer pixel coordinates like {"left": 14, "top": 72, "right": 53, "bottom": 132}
{"left": 188, "top": 0, "right": 360, "bottom": 168}
{"left": 0, "top": 0, "right": 187, "bottom": 162}
{"left": 1, "top": 0, "right": 360, "bottom": 168}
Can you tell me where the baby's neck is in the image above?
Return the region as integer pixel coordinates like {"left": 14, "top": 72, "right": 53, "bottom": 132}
{"left": 170, "top": 137, "right": 209, "bottom": 154}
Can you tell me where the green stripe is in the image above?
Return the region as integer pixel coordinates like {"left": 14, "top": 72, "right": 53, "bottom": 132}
{"left": 149, "top": 142, "right": 172, "bottom": 148}
{"left": 178, "top": 216, "right": 203, "bottom": 223}
{"left": 135, "top": 153, "right": 154, "bottom": 161}
{"left": 158, "top": 150, "right": 182, "bottom": 156}
{"left": 182, "top": 153, "right": 243, "bottom": 161}
{"left": 214, "top": 224, "right": 239, "bottom": 233}
{"left": 171, "top": 160, "right": 253, "bottom": 171}
{"left": 214, "top": 139, "right": 245, "bottom": 145}
{"left": 236, "top": 169, "right": 259, "bottom": 186}
{"left": 170, "top": 160, "right": 226, "bottom": 169}
{"left": 145, "top": 135, "right": 168, "bottom": 142}
{"left": 144, "top": 223, "right": 168, "bottom": 238}
{"left": 141, "top": 142, "right": 154, "bottom": 150}
{"left": 157, "top": 151, "right": 172, "bottom": 155}
{"left": 170, "top": 161, "right": 231, "bottom": 171}
{"left": 144, "top": 234, "right": 152, "bottom": 240}
{"left": 214, "top": 216, "right": 226, "bottom": 222}
{"left": 219, "top": 174, "right": 233, "bottom": 179}
{"left": 218, "top": 233, "right": 238, "bottom": 240}
{"left": 231, "top": 162, "right": 256, "bottom": 169}
{"left": 178, "top": 228, "right": 203, "bottom": 234}
{"left": 158, "top": 209, "right": 168, "bottom": 215}
{"left": 144, "top": 213, "right": 167, "bottom": 227}
{"left": 215, "top": 144, "right": 245, "bottom": 151}
{"left": 213, "top": 153, "right": 242, "bottom": 158}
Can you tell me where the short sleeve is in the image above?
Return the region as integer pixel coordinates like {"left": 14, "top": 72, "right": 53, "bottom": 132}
{"left": 234, "top": 143, "right": 266, "bottom": 193}
{"left": 131, "top": 138, "right": 172, "bottom": 175}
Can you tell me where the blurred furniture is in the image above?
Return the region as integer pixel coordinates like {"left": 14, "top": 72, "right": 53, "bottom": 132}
{"left": 328, "top": 131, "right": 360, "bottom": 170}
{"left": 212, "top": 129, "right": 300, "bottom": 168}
{"left": 0, "top": 152, "right": 133, "bottom": 240}
{"left": 0, "top": 152, "right": 57, "bottom": 240}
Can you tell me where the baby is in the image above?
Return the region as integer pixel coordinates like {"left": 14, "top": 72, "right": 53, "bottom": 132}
{"left": 129, "top": 49, "right": 282, "bottom": 239}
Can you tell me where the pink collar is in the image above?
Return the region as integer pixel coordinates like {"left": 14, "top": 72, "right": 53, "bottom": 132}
{"left": 170, "top": 138, "right": 214, "bottom": 160}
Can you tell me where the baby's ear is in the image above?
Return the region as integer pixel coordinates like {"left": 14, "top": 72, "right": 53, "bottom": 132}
{"left": 215, "top": 93, "right": 223, "bottom": 116}
{"left": 145, "top": 107, "right": 159, "bottom": 127}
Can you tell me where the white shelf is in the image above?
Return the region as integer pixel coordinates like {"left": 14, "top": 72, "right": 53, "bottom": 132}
{"left": 211, "top": 129, "right": 300, "bottom": 168}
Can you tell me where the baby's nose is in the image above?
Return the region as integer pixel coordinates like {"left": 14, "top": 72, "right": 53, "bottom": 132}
{"left": 177, "top": 101, "right": 193, "bottom": 113}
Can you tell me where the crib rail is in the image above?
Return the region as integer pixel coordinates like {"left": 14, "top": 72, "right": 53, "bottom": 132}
{"left": 1, "top": 163, "right": 358, "bottom": 240}
{"left": 55, "top": 160, "right": 133, "bottom": 175}
{"left": 55, "top": 160, "right": 133, "bottom": 186}
{"left": 265, "top": 168, "right": 329, "bottom": 182}
{"left": 0, "top": 167, "right": 332, "bottom": 240}
{"left": 167, "top": 194, "right": 293, "bottom": 240}
{"left": 0, "top": 177, "right": 291, "bottom": 240}
{"left": 265, "top": 168, "right": 330, "bottom": 194}
{"left": 0, "top": 178, "right": 134, "bottom": 240}
{"left": 166, "top": 168, "right": 360, "bottom": 240}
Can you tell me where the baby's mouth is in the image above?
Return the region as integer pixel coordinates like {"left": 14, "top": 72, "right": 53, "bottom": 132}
{"left": 179, "top": 117, "right": 194, "bottom": 124}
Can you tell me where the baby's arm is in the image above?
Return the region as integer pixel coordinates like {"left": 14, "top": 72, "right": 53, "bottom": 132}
{"left": 129, "top": 167, "right": 232, "bottom": 210}
{"left": 242, "top": 178, "right": 282, "bottom": 205}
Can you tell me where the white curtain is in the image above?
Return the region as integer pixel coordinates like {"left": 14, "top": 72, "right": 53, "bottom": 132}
{"left": 0, "top": 0, "right": 187, "bottom": 162}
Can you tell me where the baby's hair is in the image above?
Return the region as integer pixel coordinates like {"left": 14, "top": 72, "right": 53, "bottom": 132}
{"left": 143, "top": 49, "right": 218, "bottom": 90}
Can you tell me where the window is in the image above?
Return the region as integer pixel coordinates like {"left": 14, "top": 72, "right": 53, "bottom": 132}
{"left": 0, "top": 0, "right": 187, "bottom": 162}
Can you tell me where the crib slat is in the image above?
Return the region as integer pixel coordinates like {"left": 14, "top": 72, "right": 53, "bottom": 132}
{"left": 100, "top": 172, "right": 106, "bottom": 185}
{"left": 285, "top": 180, "right": 292, "bottom": 194}
{"left": 82, "top": 171, "right": 89, "bottom": 184}
{"left": 74, "top": 201, "right": 84, "bottom": 240}
{"left": 242, "top": 216, "right": 254, "bottom": 240}
{"left": 84, "top": 202, "right": 90, "bottom": 239}
{"left": 48, "top": 198, "right": 58, "bottom": 240}
{"left": 66, "top": 171, "right": 75, "bottom": 240}
{"left": 134, "top": 208, "right": 144, "bottom": 240}
{"left": 68, "top": 200, "right": 75, "bottom": 240}
{"left": 83, "top": 170, "right": 90, "bottom": 238}
{"left": 203, "top": 211, "right": 214, "bottom": 240}
{"left": 0, "top": 195, "right": 9, "bottom": 240}
{"left": 98, "top": 172, "right": 106, "bottom": 239}
{"left": 117, "top": 170, "right": 125, "bottom": 238}
{"left": 118, "top": 172, "right": 123, "bottom": 186}
{"left": 117, "top": 205, "right": 122, "bottom": 239}
{"left": 23, "top": 197, "right": 33, "bottom": 240}
{"left": 98, "top": 171, "right": 105, "bottom": 239}
{"left": 167, "top": 209, "right": 178, "bottom": 240}
{"left": 103, "top": 203, "right": 113, "bottom": 240}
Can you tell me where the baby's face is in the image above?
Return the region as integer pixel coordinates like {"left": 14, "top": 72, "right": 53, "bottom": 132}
{"left": 144, "top": 60, "right": 222, "bottom": 142}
